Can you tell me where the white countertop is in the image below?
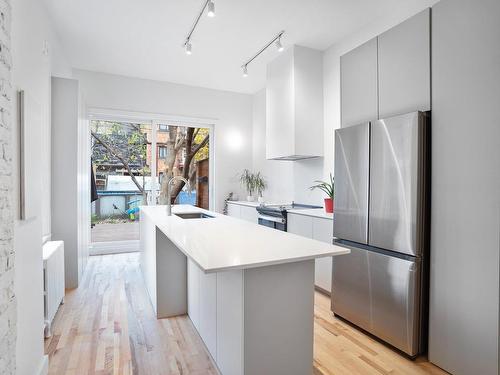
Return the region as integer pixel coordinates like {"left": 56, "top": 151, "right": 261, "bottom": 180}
{"left": 226, "top": 200, "right": 290, "bottom": 208}
{"left": 141, "top": 205, "right": 349, "bottom": 273}
{"left": 226, "top": 200, "right": 260, "bottom": 207}
{"left": 287, "top": 208, "right": 333, "bottom": 220}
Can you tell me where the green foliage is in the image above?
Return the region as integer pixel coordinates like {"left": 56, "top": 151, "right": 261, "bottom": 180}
{"left": 240, "top": 169, "right": 255, "bottom": 195}
{"left": 240, "top": 170, "right": 267, "bottom": 196}
{"left": 254, "top": 172, "right": 267, "bottom": 197}
{"left": 310, "top": 173, "right": 335, "bottom": 198}
{"left": 194, "top": 128, "right": 210, "bottom": 161}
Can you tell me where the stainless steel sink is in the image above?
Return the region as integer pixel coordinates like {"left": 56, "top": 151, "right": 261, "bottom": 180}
{"left": 174, "top": 212, "right": 214, "bottom": 219}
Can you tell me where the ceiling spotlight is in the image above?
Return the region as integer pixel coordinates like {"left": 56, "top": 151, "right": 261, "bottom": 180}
{"left": 275, "top": 37, "right": 284, "bottom": 52}
{"left": 185, "top": 42, "right": 192, "bottom": 55}
{"left": 240, "top": 31, "right": 285, "bottom": 77}
{"left": 207, "top": 0, "right": 215, "bottom": 17}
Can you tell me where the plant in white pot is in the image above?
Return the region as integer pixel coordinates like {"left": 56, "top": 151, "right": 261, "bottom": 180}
{"left": 240, "top": 169, "right": 256, "bottom": 201}
{"left": 310, "top": 173, "right": 335, "bottom": 213}
{"left": 254, "top": 172, "right": 267, "bottom": 204}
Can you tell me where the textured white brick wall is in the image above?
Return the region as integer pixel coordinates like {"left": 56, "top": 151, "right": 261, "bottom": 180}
{"left": 0, "top": 0, "right": 14, "bottom": 373}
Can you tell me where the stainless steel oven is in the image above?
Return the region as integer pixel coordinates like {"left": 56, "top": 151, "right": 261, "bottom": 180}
{"left": 257, "top": 213, "right": 286, "bottom": 231}
{"left": 256, "top": 203, "right": 322, "bottom": 232}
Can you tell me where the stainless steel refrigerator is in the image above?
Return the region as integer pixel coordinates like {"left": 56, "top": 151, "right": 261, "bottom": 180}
{"left": 332, "top": 111, "right": 430, "bottom": 357}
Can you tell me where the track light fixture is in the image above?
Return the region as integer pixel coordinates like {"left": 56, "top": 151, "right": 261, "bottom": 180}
{"left": 182, "top": 0, "right": 216, "bottom": 55}
{"left": 240, "top": 31, "right": 285, "bottom": 77}
{"left": 207, "top": 0, "right": 215, "bottom": 17}
{"left": 275, "top": 37, "right": 284, "bottom": 52}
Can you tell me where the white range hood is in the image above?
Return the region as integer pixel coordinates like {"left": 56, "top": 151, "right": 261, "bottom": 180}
{"left": 266, "top": 45, "right": 323, "bottom": 161}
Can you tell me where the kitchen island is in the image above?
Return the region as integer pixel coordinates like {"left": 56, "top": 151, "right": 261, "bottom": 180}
{"left": 140, "top": 205, "right": 349, "bottom": 375}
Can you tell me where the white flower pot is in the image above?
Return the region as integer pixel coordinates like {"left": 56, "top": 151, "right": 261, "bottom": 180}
{"left": 246, "top": 195, "right": 255, "bottom": 202}
{"left": 258, "top": 196, "right": 265, "bottom": 204}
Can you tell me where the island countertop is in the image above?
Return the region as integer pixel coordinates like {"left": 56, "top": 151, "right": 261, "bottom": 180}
{"left": 140, "top": 205, "right": 349, "bottom": 273}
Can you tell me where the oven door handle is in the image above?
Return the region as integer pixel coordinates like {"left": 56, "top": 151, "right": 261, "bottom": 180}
{"left": 258, "top": 214, "right": 286, "bottom": 224}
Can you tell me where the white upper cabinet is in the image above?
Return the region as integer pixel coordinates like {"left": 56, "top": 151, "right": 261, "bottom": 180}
{"left": 266, "top": 45, "right": 323, "bottom": 160}
{"left": 341, "top": 38, "right": 378, "bottom": 127}
{"left": 341, "top": 9, "right": 431, "bottom": 125}
{"left": 378, "top": 8, "right": 431, "bottom": 118}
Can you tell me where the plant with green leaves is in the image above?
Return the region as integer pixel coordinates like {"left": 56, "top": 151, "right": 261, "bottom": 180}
{"left": 309, "top": 173, "right": 335, "bottom": 198}
{"left": 254, "top": 172, "right": 267, "bottom": 197}
{"left": 240, "top": 169, "right": 256, "bottom": 196}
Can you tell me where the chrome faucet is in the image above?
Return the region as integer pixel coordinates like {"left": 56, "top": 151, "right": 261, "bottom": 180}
{"left": 166, "top": 176, "right": 191, "bottom": 216}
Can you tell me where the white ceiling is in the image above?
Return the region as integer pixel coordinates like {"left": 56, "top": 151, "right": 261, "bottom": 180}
{"left": 43, "top": 0, "right": 433, "bottom": 94}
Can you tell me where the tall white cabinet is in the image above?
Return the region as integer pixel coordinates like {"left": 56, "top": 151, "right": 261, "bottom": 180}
{"left": 288, "top": 212, "right": 333, "bottom": 293}
{"left": 429, "top": 1, "right": 499, "bottom": 374}
{"left": 51, "top": 77, "right": 90, "bottom": 289}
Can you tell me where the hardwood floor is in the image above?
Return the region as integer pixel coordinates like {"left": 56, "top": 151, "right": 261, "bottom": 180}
{"left": 45, "top": 253, "right": 447, "bottom": 375}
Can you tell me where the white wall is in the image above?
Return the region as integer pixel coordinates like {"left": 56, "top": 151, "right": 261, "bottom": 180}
{"left": 73, "top": 69, "right": 253, "bottom": 213}
{"left": 11, "top": 0, "right": 71, "bottom": 374}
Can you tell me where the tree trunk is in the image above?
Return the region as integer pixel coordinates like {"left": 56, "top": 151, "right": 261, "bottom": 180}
{"left": 169, "top": 128, "right": 209, "bottom": 200}
{"left": 158, "top": 127, "right": 185, "bottom": 204}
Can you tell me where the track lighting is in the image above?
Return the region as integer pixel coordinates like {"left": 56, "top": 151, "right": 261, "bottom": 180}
{"left": 182, "top": 0, "right": 216, "bottom": 54}
{"left": 275, "top": 37, "right": 284, "bottom": 52}
{"left": 207, "top": 0, "right": 215, "bottom": 17}
{"left": 240, "top": 31, "right": 285, "bottom": 78}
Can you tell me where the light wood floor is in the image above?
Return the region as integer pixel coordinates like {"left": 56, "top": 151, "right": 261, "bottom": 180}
{"left": 45, "top": 253, "right": 448, "bottom": 375}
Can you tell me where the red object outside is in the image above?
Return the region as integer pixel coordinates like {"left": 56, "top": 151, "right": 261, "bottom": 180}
{"left": 324, "top": 198, "right": 334, "bottom": 213}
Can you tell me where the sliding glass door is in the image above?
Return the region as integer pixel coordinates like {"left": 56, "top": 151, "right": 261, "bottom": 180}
{"left": 90, "top": 119, "right": 211, "bottom": 247}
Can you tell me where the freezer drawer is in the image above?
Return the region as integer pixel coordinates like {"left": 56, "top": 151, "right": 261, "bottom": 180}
{"left": 333, "top": 123, "right": 370, "bottom": 244}
{"left": 332, "top": 244, "right": 423, "bottom": 356}
{"left": 369, "top": 111, "right": 429, "bottom": 256}
{"left": 331, "top": 246, "right": 371, "bottom": 332}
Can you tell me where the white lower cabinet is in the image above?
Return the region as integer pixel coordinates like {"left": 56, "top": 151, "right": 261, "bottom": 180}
{"left": 216, "top": 271, "right": 244, "bottom": 375}
{"left": 226, "top": 203, "right": 258, "bottom": 224}
{"left": 187, "top": 259, "right": 200, "bottom": 330}
{"left": 188, "top": 260, "right": 243, "bottom": 374}
{"left": 287, "top": 213, "right": 313, "bottom": 237}
{"left": 226, "top": 203, "right": 241, "bottom": 218}
{"left": 288, "top": 213, "right": 333, "bottom": 293}
{"left": 199, "top": 271, "right": 217, "bottom": 359}
{"left": 239, "top": 206, "right": 258, "bottom": 223}
{"left": 312, "top": 218, "right": 333, "bottom": 293}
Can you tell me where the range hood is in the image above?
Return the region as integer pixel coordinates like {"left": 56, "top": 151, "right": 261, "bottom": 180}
{"left": 266, "top": 45, "right": 323, "bottom": 161}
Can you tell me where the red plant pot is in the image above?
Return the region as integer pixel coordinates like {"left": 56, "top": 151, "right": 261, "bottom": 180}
{"left": 324, "top": 198, "right": 334, "bottom": 213}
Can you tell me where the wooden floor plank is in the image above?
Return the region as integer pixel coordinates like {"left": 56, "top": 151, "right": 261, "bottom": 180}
{"left": 46, "top": 253, "right": 448, "bottom": 375}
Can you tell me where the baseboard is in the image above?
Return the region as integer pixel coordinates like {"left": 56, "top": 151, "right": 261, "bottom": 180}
{"left": 36, "top": 355, "right": 49, "bottom": 375}
{"left": 314, "top": 285, "right": 331, "bottom": 296}
{"left": 90, "top": 240, "right": 140, "bottom": 255}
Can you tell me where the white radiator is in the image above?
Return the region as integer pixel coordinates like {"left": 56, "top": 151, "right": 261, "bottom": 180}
{"left": 42, "top": 240, "right": 65, "bottom": 338}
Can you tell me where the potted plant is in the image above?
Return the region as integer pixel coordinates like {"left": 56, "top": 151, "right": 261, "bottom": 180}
{"left": 254, "top": 172, "right": 267, "bottom": 204}
{"left": 240, "top": 169, "right": 256, "bottom": 201}
{"left": 310, "top": 173, "right": 335, "bottom": 213}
